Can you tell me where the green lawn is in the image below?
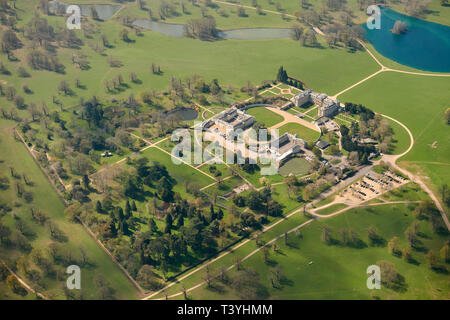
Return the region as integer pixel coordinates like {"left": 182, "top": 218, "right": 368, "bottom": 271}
{"left": 278, "top": 123, "right": 321, "bottom": 142}
{"left": 0, "top": 120, "right": 138, "bottom": 300}
{"left": 278, "top": 157, "right": 311, "bottom": 176}
{"left": 141, "top": 147, "right": 215, "bottom": 188}
{"left": 184, "top": 204, "right": 450, "bottom": 300}
{"left": 340, "top": 72, "right": 450, "bottom": 212}
{"left": 1, "top": 1, "right": 380, "bottom": 119}
{"left": 315, "top": 203, "right": 349, "bottom": 215}
{"left": 246, "top": 107, "right": 284, "bottom": 128}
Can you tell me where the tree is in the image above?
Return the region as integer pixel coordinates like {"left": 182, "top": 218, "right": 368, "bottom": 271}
{"left": 270, "top": 265, "right": 283, "bottom": 288}
{"left": 402, "top": 247, "right": 412, "bottom": 262}
{"left": 149, "top": 218, "right": 158, "bottom": 234}
{"left": 388, "top": 236, "right": 400, "bottom": 255}
{"left": 136, "top": 265, "right": 162, "bottom": 290}
{"left": 6, "top": 274, "right": 27, "bottom": 296}
{"left": 183, "top": 17, "right": 218, "bottom": 41}
{"left": 302, "top": 28, "right": 318, "bottom": 47}
{"left": 164, "top": 213, "right": 173, "bottom": 234}
{"left": 366, "top": 226, "right": 383, "bottom": 246}
{"left": 425, "top": 250, "right": 439, "bottom": 269}
{"left": 391, "top": 21, "right": 408, "bottom": 34}
{"left": 405, "top": 225, "right": 417, "bottom": 248}
{"left": 90, "top": 6, "right": 99, "bottom": 20}
{"left": 276, "top": 66, "right": 288, "bottom": 83}
{"left": 119, "top": 29, "right": 130, "bottom": 42}
{"left": 96, "top": 200, "right": 103, "bottom": 213}
{"left": 237, "top": 6, "right": 246, "bottom": 17}
{"left": 231, "top": 268, "right": 268, "bottom": 299}
{"left": 58, "top": 80, "right": 71, "bottom": 95}
{"left": 2, "top": 29, "right": 22, "bottom": 51}
{"left": 445, "top": 108, "right": 450, "bottom": 125}
{"left": 321, "top": 224, "right": 332, "bottom": 245}
{"left": 312, "top": 147, "right": 322, "bottom": 159}
{"left": 401, "top": 0, "right": 431, "bottom": 17}
{"left": 290, "top": 23, "right": 304, "bottom": 41}
{"left": 440, "top": 244, "right": 450, "bottom": 263}
{"left": 82, "top": 174, "right": 90, "bottom": 190}
{"left": 262, "top": 246, "right": 270, "bottom": 264}
{"left": 376, "top": 260, "right": 401, "bottom": 290}
{"left": 14, "top": 95, "right": 24, "bottom": 109}
{"left": 0, "top": 175, "right": 10, "bottom": 190}
{"left": 438, "top": 184, "right": 448, "bottom": 205}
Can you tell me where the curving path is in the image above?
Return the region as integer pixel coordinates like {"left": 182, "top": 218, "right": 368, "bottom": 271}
{"left": 267, "top": 106, "right": 321, "bottom": 133}
{"left": 331, "top": 41, "right": 450, "bottom": 100}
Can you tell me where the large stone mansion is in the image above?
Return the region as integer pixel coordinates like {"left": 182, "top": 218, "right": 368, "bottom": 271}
{"left": 292, "top": 89, "right": 340, "bottom": 118}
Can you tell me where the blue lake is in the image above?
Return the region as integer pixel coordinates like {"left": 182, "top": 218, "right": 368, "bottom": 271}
{"left": 363, "top": 7, "right": 450, "bottom": 72}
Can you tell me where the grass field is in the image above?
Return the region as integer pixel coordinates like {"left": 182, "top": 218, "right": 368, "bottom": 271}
{"left": 246, "top": 107, "right": 284, "bottom": 128}
{"left": 141, "top": 147, "right": 215, "bottom": 188}
{"left": 0, "top": 0, "right": 381, "bottom": 119}
{"left": 278, "top": 123, "right": 321, "bottom": 142}
{"left": 0, "top": 120, "right": 138, "bottom": 299}
{"left": 235, "top": 0, "right": 450, "bottom": 27}
{"left": 183, "top": 203, "right": 450, "bottom": 300}
{"left": 278, "top": 157, "right": 311, "bottom": 176}
{"left": 340, "top": 72, "right": 450, "bottom": 211}
{"left": 315, "top": 203, "right": 349, "bottom": 215}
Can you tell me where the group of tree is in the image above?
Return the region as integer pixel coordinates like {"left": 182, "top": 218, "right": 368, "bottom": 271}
{"left": 233, "top": 187, "right": 283, "bottom": 218}
{"left": 184, "top": 17, "right": 218, "bottom": 41}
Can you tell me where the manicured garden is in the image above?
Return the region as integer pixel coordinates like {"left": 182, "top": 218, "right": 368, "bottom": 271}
{"left": 278, "top": 123, "right": 321, "bottom": 142}
{"left": 246, "top": 107, "right": 284, "bottom": 128}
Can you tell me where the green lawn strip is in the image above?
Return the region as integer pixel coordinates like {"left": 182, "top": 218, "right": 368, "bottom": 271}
{"left": 271, "top": 184, "right": 305, "bottom": 214}
{"left": 314, "top": 194, "right": 337, "bottom": 208}
{"left": 246, "top": 107, "right": 284, "bottom": 127}
{"left": 140, "top": 147, "right": 215, "bottom": 188}
{"left": 381, "top": 183, "right": 430, "bottom": 202}
{"left": 119, "top": 0, "right": 295, "bottom": 29}
{"left": 315, "top": 203, "right": 349, "bottom": 215}
{"left": 278, "top": 157, "right": 311, "bottom": 176}
{"left": 198, "top": 163, "right": 232, "bottom": 180}
{"left": 203, "top": 175, "right": 244, "bottom": 198}
{"left": 278, "top": 123, "right": 321, "bottom": 142}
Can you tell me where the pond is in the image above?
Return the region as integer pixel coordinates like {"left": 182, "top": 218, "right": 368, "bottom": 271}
{"left": 363, "top": 7, "right": 450, "bottom": 72}
{"left": 49, "top": 1, "right": 122, "bottom": 20}
{"left": 133, "top": 19, "right": 292, "bottom": 40}
{"left": 162, "top": 108, "right": 199, "bottom": 121}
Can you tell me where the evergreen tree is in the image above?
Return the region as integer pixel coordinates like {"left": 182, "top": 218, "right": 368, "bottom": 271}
{"left": 217, "top": 208, "right": 224, "bottom": 220}
{"left": 82, "top": 174, "right": 90, "bottom": 190}
{"left": 165, "top": 214, "right": 173, "bottom": 234}
{"left": 96, "top": 200, "right": 103, "bottom": 213}
{"left": 131, "top": 201, "right": 137, "bottom": 211}
{"left": 119, "top": 220, "right": 129, "bottom": 235}
{"left": 177, "top": 214, "right": 184, "bottom": 228}
{"left": 149, "top": 218, "right": 158, "bottom": 234}
{"left": 210, "top": 204, "right": 216, "bottom": 221}
{"left": 109, "top": 220, "right": 117, "bottom": 237}
{"left": 276, "top": 66, "right": 284, "bottom": 82}
{"left": 125, "top": 200, "right": 132, "bottom": 218}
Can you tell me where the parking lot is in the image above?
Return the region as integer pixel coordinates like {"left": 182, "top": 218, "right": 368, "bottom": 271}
{"left": 337, "top": 170, "right": 408, "bottom": 204}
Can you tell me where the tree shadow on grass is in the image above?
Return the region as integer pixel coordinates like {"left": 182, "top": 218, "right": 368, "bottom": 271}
{"left": 431, "top": 265, "right": 448, "bottom": 275}
{"left": 205, "top": 282, "right": 227, "bottom": 295}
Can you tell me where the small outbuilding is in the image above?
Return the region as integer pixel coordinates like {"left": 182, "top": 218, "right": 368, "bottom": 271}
{"left": 316, "top": 140, "right": 330, "bottom": 150}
